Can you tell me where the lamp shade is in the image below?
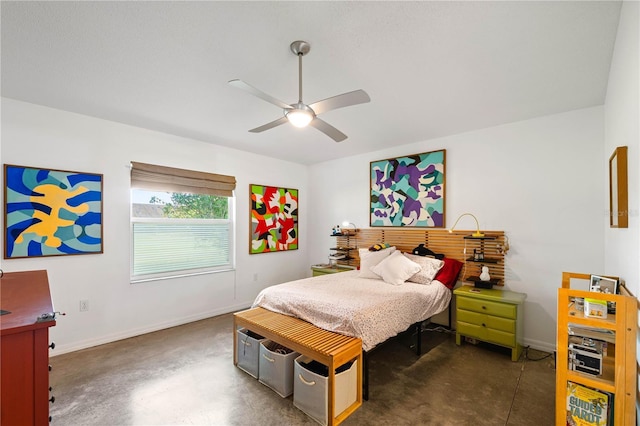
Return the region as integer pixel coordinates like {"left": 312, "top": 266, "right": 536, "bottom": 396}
{"left": 286, "top": 108, "right": 314, "bottom": 128}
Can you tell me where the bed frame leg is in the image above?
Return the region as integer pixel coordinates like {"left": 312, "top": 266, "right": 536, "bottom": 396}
{"left": 415, "top": 322, "right": 423, "bottom": 356}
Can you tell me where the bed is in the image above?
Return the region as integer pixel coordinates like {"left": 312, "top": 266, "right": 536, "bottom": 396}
{"left": 252, "top": 269, "right": 452, "bottom": 352}
{"left": 241, "top": 228, "right": 506, "bottom": 401}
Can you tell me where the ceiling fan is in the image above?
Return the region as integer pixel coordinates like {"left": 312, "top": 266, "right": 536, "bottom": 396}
{"left": 229, "top": 40, "right": 370, "bottom": 142}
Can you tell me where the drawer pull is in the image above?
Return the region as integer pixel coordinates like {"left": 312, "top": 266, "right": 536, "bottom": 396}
{"left": 49, "top": 395, "right": 55, "bottom": 404}
{"left": 49, "top": 341, "right": 56, "bottom": 350}
{"left": 482, "top": 306, "right": 486, "bottom": 310}
{"left": 482, "top": 323, "right": 486, "bottom": 327}
{"left": 48, "top": 365, "right": 52, "bottom": 372}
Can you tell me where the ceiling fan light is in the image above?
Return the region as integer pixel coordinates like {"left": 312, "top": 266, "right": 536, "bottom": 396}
{"left": 286, "top": 109, "right": 314, "bottom": 128}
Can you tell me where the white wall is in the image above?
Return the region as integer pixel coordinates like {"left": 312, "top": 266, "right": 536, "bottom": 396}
{"left": 604, "top": 1, "right": 639, "bottom": 296}
{"left": 602, "top": 1, "right": 639, "bottom": 418}
{"left": 309, "top": 107, "right": 605, "bottom": 351}
{"left": 0, "top": 98, "right": 310, "bottom": 354}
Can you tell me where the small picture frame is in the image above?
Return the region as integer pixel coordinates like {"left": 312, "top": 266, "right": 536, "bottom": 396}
{"left": 589, "top": 275, "right": 618, "bottom": 295}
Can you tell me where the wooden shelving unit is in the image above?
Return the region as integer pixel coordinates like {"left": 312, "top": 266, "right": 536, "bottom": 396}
{"left": 462, "top": 235, "right": 503, "bottom": 287}
{"left": 332, "top": 231, "right": 358, "bottom": 268}
{"left": 556, "top": 272, "right": 637, "bottom": 425}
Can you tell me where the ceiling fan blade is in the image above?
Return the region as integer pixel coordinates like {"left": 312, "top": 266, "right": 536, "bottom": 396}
{"left": 228, "top": 79, "right": 292, "bottom": 110}
{"left": 308, "top": 89, "right": 370, "bottom": 115}
{"left": 249, "top": 116, "right": 288, "bottom": 133}
{"left": 309, "top": 118, "right": 348, "bottom": 142}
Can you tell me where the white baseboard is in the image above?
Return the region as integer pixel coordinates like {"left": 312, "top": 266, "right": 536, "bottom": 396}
{"left": 523, "top": 337, "right": 556, "bottom": 354}
{"left": 51, "top": 301, "right": 252, "bottom": 356}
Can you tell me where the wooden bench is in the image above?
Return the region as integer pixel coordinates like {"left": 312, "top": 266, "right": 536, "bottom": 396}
{"left": 233, "top": 307, "right": 362, "bottom": 426}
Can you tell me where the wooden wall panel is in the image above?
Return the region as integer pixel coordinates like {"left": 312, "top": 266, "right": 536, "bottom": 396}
{"left": 335, "top": 228, "right": 506, "bottom": 286}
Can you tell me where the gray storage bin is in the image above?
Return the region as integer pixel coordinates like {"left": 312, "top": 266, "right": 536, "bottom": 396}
{"left": 236, "top": 328, "right": 265, "bottom": 378}
{"left": 258, "top": 340, "right": 299, "bottom": 397}
{"left": 293, "top": 355, "right": 358, "bottom": 426}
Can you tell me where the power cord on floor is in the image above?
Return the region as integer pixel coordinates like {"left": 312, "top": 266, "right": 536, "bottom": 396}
{"left": 523, "top": 345, "right": 554, "bottom": 361}
{"left": 423, "top": 325, "right": 456, "bottom": 334}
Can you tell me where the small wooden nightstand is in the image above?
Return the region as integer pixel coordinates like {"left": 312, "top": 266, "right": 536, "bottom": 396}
{"left": 311, "top": 265, "right": 355, "bottom": 277}
{"left": 454, "top": 285, "right": 526, "bottom": 361}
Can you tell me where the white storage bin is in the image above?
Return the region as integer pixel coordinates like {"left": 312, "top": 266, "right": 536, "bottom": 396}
{"left": 236, "top": 328, "right": 265, "bottom": 378}
{"left": 293, "top": 355, "right": 358, "bottom": 426}
{"left": 258, "top": 340, "right": 299, "bottom": 397}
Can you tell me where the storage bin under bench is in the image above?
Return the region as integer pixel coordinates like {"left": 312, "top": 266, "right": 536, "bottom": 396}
{"left": 233, "top": 307, "right": 362, "bottom": 426}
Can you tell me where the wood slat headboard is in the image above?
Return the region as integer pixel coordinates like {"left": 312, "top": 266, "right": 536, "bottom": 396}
{"left": 335, "top": 228, "right": 506, "bottom": 286}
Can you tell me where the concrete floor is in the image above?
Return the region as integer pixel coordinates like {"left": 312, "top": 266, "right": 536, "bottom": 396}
{"left": 49, "top": 313, "right": 556, "bottom": 425}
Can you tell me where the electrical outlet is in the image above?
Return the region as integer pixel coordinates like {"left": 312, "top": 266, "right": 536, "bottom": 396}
{"left": 79, "top": 299, "right": 89, "bottom": 312}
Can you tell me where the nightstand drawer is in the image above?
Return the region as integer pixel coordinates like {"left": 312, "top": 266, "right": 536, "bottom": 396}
{"left": 456, "top": 322, "right": 516, "bottom": 348}
{"left": 456, "top": 296, "right": 517, "bottom": 319}
{"left": 456, "top": 309, "right": 516, "bottom": 334}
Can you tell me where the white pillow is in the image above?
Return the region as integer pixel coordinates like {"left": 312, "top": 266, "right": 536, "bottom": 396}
{"left": 371, "top": 250, "right": 421, "bottom": 286}
{"left": 358, "top": 247, "right": 396, "bottom": 279}
{"left": 403, "top": 252, "right": 445, "bottom": 285}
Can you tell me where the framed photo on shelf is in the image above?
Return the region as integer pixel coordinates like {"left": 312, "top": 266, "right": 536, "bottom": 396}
{"left": 589, "top": 275, "right": 618, "bottom": 295}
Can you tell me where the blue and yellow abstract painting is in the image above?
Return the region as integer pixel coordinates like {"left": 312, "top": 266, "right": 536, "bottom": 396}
{"left": 4, "top": 165, "right": 103, "bottom": 258}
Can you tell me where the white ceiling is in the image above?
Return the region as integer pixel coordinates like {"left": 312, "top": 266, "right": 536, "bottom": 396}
{"left": 1, "top": 1, "right": 622, "bottom": 165}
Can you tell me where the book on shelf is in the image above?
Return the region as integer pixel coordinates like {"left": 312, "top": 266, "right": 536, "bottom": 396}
{"left": 568, "top": 324, "right": 615, "bottom": 343}
{"left": 566, "top": 381, "right": 613, "bottom": 426}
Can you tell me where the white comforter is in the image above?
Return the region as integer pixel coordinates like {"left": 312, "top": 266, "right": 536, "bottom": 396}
{"left": 252, "top": 270, "right": 451, "bottom": 351}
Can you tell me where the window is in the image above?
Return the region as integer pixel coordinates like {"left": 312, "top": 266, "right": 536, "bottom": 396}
{"left": 130, "top": 162, "right": 236, "bottom": 282}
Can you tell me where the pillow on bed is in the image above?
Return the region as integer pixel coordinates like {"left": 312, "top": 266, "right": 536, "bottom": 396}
{"left": 369, "top": 242, "right": 391, "bottom": 251}
{"left": 371, "top": 250, "right": 421, "bottom": 286}
{"left": 358, "top": 246, "right": 396, "bottom": 279}
{"left": 433, "top": 257, "right": 464, "bottom": 289}
{"left": 403, "top": 253, "right": 444, "bottom": 285}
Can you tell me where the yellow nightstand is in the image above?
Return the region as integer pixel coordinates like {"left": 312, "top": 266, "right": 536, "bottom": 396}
{"left": 454, "top": 285, "right": 526, "bottom": 361}
{"left": 311, "top": 265, "right": 354, "bottom": 277}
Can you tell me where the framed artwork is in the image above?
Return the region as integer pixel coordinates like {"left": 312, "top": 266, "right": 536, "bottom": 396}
{"left": 4, "top": 164, "right": 103, "bottom": 258}
{"left": 589, "top": 275, "right": 618, "bottom": 295}
{"left": 370, "top": 149, "right": 445, "bottom": 227}
{"left": 609, "top": 146, "right": 628, "bottom": 228}
{"left": 250, "top": 184, "right": 298, "bottom": 254}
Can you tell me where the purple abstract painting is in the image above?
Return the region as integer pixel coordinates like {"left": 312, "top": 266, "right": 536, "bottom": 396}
{"left": 370, "top": 150, "right": 445, "bottom": 227}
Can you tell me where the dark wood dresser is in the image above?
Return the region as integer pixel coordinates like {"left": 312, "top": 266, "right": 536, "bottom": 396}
{"left": 1, "top": 270, "right": 56, "bottom": 425}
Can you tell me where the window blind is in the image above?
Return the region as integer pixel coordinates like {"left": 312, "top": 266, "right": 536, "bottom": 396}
{"left": 130, "top": 162, "right": 236, "bottom": 197}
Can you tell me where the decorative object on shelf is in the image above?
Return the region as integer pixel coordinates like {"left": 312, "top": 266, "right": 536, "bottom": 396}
{"left": 448, "top": 212, "right": 484, "bottom": 238}
{"left": 589, "top": 275, "right": 618, "bottom": 294}
{"left": 497, "top": 235, "right": 510, "bottom": 255}
{"left": 479, "top": 266, "right": 491, "bottom": 282}
{"left": 4, "top": 164, "right": 103, "bottom": 259}
{"left": 609, "top": 146, "right": 628, "bottom": 228}
{"left": 332, "top": 224, "right": 342, "bottom": 235}
{"left": 250, "top": 184, "right": 298, "bottom": 254}
{"left": 370, "top": 149, "right": 445, "bottom": 228}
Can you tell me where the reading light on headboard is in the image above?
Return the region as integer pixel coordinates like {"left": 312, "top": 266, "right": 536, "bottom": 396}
{"left": 342, "top": 221, "right": 357, "bottom": 236}
{"left": 449, "top": 213, "right": 485, "bottom": 238}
